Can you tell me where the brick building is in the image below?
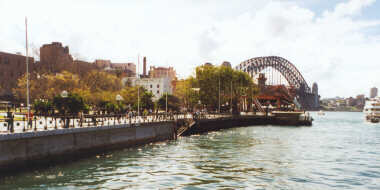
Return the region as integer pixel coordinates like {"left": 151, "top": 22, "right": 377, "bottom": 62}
{"left": 0, "top": 51, "right": 35, "bottom": 99}
{"left": 39, "top": 42, "right": 74, "bottom": 73}
{"left": 95, "top": 59, "right": 136, "bottom": 77}
{"left": 1, "top": 41, "right": 136, "bottom": 100}
{"left": 148, "top": 66, "right": 176, "bottom": 81}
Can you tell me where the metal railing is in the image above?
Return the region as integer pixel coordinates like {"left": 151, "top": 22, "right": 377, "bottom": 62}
{"left": 0, "top": 112, "right": 215, "bottom": 134}
{"left": 0, "top": 111, "right": 311, "bottom": 134}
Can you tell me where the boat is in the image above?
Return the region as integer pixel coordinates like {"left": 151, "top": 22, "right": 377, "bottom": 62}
{"left": 364, "top": 97, "right": 380, "bottom": 123}
{"left": 317, "top": 110, "right": 325, "bottom": 116}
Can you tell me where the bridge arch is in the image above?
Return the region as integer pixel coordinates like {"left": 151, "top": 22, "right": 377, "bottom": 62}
{"left": 236, "top": 56, "right": 311, "bottom": 93}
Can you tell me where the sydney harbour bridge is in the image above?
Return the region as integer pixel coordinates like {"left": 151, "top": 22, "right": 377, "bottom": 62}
{"left": 236, "top": 56, "right": 319, "bottom": 110}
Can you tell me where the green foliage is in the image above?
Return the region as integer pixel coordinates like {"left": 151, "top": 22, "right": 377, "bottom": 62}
{"left": 132, "top": 90, "right": 154, "bottom": 111}
{"left": 157, "top": 94, "right": 181, "bottom": 112}
{"left": 191, "top": 64, "right": 258, "bottom": 112}
{"left": 33, "top": 99, "right": 53, "bottom": 115}
{"left": 81, "top": 71, "right": 122, "bottom": 92}
{"left": 53, "top": 93, "right": 87, "bottom": 115}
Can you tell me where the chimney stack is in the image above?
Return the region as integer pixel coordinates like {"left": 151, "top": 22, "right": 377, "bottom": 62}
{"left": 143, "top": 56, "right": 147, "bottom": 76}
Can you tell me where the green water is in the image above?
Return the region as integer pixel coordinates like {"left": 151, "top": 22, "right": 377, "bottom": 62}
{"left": 1, "top": 112, "right": 379, "bottom": 189}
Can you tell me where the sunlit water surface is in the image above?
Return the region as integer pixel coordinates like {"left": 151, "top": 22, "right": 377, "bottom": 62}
{"left": 1, "top": 112, "right": 380, "bottom": 189}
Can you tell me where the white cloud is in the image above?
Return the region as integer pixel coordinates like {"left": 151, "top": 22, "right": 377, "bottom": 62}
{"left": 324, "top": 0, "right": 375, "bottom": 18}
{"left": 0, "top": 0, "right": 379, "bottom": 97}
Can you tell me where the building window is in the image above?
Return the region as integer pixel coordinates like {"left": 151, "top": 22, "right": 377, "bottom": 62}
{"left": 150, "top": 84, "right": 152, "bottom": 88}
{"left": 157, "top": 84, "right": 160, "bottom": 88}
{"left": 157, "top": 90, "right": 159, "bottom": 94}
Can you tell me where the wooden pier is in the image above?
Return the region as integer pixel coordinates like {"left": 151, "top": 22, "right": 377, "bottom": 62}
{"left": 176, "top": 112, "right": 313, "bottom": 137}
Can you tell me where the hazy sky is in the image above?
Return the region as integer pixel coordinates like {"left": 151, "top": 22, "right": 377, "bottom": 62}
{"left": 1, "top": 0, "right": 380, "bottom": 98}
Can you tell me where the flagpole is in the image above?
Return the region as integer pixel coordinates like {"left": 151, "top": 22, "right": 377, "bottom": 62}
{"left": 137, "top": 54, "right": 140, "bottom": 118}
{"left": 25, "top": 17, "right": 30, "bottom": 129}
{"left": 166, "top": 67, "right": 168, "bottom": 114}
{"left": 218, "top": 73, "right": 220, "bottom": 113}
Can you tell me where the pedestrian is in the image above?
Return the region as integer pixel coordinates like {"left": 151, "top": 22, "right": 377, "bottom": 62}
{"left": 7, "top": 111, "right": 14, "bottom": 133}
{"left": 79, "top": 112, "right": 84, "bottom": 127}
{"left": 28, "top": 112, "right": 33, "bottom": 129}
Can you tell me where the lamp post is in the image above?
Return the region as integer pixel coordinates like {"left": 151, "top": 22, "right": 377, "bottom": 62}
{"left": 61, "top": 90, "right": 68, "bottom": 128}
{"left": 116, "top": 94, "right": 123, "bottom": 120}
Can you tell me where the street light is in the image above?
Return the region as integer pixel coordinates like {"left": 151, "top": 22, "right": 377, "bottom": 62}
{"left": 61, "top": 90, "right": 68, "bottom": 128}
{"left": 116, "top": 94, "right": 123, "bottom": 102}
{"left": 61, "top": 90, "right": 68, "bottom": 98}
{"left": 116, "top": 94, "right": 123, "bottom": 113}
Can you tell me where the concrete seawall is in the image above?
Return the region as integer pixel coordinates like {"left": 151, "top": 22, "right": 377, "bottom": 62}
{"left": 0, "top": 122, "right": 175, "bottom": 172}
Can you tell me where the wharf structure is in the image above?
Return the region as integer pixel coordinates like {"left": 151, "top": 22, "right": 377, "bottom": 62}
{"left": 0, "top": 113, "right": 312, "bottom": 173}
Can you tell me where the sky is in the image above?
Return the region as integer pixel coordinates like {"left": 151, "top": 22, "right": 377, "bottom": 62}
{"left": 1, "top": 0, "right": 380, "bottom": 98}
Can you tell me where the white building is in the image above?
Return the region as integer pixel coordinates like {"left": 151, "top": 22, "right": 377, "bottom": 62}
{"left": 124, "top": 77, "right": 172, "bottom": 101}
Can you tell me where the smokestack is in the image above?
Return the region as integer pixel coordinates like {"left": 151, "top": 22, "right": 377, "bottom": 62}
{"left": 143, "top": 56, "right": 147, "bottom": 76}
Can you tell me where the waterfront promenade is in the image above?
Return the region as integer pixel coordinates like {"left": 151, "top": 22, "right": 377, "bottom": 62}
{"left": 0, "top": 113, "right": 224, "bottom": 134}
{"left": 0, "top": 111, "right": 312, "bottom": 173}
{"left": 0, "top": 112, "right": 312, "bottom": 134}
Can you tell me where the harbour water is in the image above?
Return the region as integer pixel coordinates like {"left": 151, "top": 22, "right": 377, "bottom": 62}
{"left": 1, "top": 112, "right": 379, "bottom": 189}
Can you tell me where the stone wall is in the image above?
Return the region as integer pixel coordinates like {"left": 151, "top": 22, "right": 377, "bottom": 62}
{"left": 0, "top": 122, "right": 175, "bottom": 172}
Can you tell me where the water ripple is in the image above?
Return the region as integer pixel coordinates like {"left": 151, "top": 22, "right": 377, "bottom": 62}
{"left": 1, "top": 112, "right": 380, "bottom": 189}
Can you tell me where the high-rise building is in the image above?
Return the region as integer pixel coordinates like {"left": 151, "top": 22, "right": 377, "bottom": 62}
{"left": 356, "top": 94, "right": 366, "bottom": 107}
{"left": 370, "top": 87, "right": 378, "bottom": 98}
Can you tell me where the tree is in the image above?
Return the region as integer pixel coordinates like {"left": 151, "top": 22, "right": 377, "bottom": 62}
{"left": 81, "top": 71, "right": 122, "bottom": 93}
{"left": 192, "top": 64, "right": 258, "bottom": 113}
{"left": 13, "top": 71, "right": 80, "bottom": 102}
{"left": 13, "top": 72, "right": 49, "bottom": 102}
{"left": 53, "top": 93, "right": 87, "bottom": 115}
{"left": 173, "top": 78, "right": 199, "bottom": 111}
{"left": 157, "top": 94, "right": 181, "bottom": 112}
{"left": 140, "top": 91, "right": 154, "bottom": 111}
{"left": 33, "top": 99, "right": 53, "bottom": 115}
{"left": 132, "top": 90, "right": 154, "bottom": 111}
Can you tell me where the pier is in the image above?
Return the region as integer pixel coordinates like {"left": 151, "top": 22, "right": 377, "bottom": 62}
{"left": 0, "top": 112, "right": 312, "bottom": 173}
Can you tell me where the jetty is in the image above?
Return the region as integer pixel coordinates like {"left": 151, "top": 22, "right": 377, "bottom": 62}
{"left": 0, "top": 112, "right": 312, "bottom": 173}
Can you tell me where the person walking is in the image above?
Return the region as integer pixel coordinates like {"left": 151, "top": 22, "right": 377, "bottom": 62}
{"left": 7, "top": 111, "right": 14, "bottom": 133}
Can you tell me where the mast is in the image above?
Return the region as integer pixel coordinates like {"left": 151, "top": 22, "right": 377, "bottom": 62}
{"left": 166, "top": 67, "right": 168, "bottom": 114}
{"left": 218, "top": 74, "right": 220, "bottom": 113}
{"left": 25, "top": 17, "right": 30, "bottom": 126}
{"left": 137, "top": 54, "right": 140, "bottom": 117}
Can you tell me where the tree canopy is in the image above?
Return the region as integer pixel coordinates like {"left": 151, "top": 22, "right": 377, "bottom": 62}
{"left": 157, "top": 93, "right": 181, "bottom": 112}
{"left": 174, "top": 64, "right": 258, "bottom": 113}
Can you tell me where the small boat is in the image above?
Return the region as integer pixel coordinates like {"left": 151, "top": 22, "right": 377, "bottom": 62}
{"left": 370, "top": 117, "right": 380, "bottom": 123}
{"left": 317, "top": 110, "right": 325, "bottom": 116}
